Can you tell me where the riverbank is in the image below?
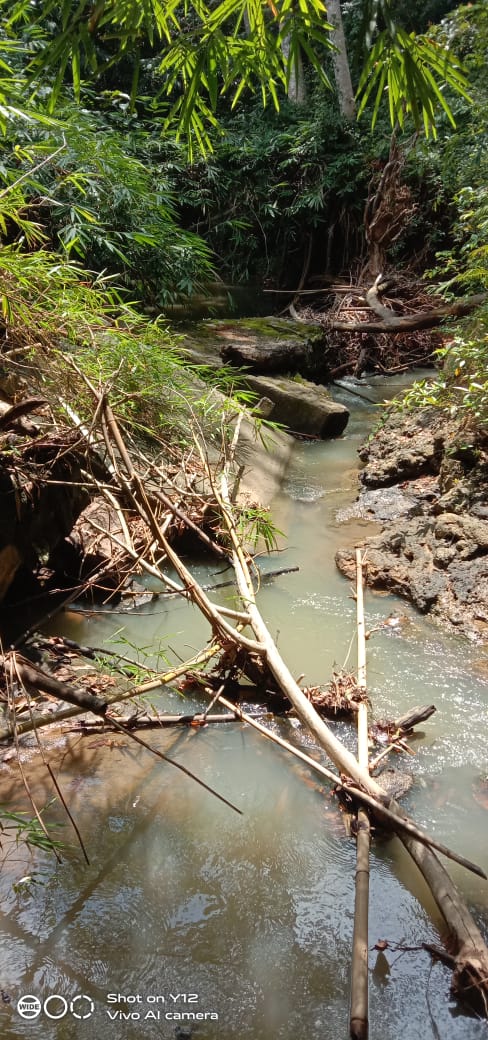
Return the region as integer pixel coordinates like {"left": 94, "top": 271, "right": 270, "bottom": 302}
{"left": 336, "top": 406, "right": 488, "bottom": 643}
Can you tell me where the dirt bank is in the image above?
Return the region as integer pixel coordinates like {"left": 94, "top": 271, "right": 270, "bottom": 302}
{"left": 336, "top": 407, "right": 488, "bottom": 643}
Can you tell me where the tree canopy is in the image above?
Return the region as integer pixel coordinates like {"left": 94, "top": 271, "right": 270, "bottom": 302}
{"left": 1, "top": 0, "right": 471, "bottom": 154}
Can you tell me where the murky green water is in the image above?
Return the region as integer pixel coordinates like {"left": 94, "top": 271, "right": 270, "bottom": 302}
{"left": 1, "top": 378, "right": 487, "bottom": 1039}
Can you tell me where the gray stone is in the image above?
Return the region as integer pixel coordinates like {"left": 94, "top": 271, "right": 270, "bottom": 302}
{"left": 239, "top": 373, "right": 349, "bottom": 439}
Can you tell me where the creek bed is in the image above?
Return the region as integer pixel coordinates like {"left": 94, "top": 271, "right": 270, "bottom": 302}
{"left": 0, "top": 377, "right": 487, "bottom": 1040}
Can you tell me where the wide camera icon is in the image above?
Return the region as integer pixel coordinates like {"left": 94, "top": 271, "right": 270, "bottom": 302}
{"left": 17, "top": 995, "right": 42, "bottom": 1020}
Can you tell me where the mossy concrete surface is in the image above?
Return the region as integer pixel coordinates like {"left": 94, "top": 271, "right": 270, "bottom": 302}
{"left": 179, "top": 316, "right": 327, "bottom": 375}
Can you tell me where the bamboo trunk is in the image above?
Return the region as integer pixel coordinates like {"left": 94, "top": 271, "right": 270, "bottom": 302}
{"left": 350, "top": 550, "right": 370, "bottom": 1040}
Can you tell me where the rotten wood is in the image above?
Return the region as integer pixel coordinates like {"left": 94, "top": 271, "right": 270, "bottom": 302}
{"left": 394, "top": 704, "right": 436, "bottom": 731}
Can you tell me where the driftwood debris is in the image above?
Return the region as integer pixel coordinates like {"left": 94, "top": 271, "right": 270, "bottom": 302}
{"left": 330, "top": 279, "right": 486, "bottom": 334}
{"left": 394, "top": 704, "right": 437, "bottom": 731}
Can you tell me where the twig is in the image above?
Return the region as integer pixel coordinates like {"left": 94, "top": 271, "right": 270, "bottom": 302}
{"left": 106, "top": 715, "right": 242, "bottom": 816}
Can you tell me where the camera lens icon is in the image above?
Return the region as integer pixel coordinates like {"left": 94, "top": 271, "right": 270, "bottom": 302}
{"left": 17, "top": 995, "right": 41, "bottom": 1020}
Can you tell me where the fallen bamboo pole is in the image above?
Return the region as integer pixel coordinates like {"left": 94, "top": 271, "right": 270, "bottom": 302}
{"left": 215, "top": 469, "right": 488, "bottom": 1013}
{"left": 69, "top": 711, "right": 269, "bottom": 730}
{"left": 350, "top": 549, "right": 370, "bottom": 1040}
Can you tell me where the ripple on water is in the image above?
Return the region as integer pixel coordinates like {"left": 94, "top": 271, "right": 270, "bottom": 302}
{"left": 282, "top": 478, "right": 325, "bottom": 502}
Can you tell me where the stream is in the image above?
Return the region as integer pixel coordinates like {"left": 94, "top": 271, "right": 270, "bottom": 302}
{"left": 0, "top": 377, "right": 487, "bottom": 1040}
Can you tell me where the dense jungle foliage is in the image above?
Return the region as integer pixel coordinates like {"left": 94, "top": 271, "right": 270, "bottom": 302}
{"left": 0, "top": 0, "right": 486, "bottom": 432}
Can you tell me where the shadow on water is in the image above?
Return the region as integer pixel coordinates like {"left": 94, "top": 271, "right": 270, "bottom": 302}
{"left": 0, "top": 375, "right": 487, "bottom": 1039}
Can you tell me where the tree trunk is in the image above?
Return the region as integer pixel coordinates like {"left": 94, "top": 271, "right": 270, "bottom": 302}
{"left": 327, "top": 0, "right": 355, "bottom": 119}
{"left": 281, "top": 35, "right": 307, "bottom": 104}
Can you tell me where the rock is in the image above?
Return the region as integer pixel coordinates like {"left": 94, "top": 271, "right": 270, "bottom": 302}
{"left": 434, "top": 512, "right": 488, "bottom": 551}
{"left": 180, "top": 383, "right": 294, "bottom": 512}
{"left": 374, "top": 767, "right": 414, "bottom": 801}
{"left": 238, "top": 373, "right": 349, "bottom": 438}
{"left": 335, "top": 481, "right": 435, "bottom": 523}
{"left": 233, "top": 414, "right": 294, "bottom": 509}
{"left": 336, "top": 408, "right": 488, "bottom": 643}
{"left": 358, "top": 408, "right": 454, "bottom": 488}
{"left": 447, "top": 556, "right": 488, "bottom": 615}
{"left": 179, "top": 319, "right": 349, "bottom": 439}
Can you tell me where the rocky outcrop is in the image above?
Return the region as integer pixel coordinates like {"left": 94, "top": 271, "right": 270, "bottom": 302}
{"left": 358, "top": 407, "right": 455, "bottom": 487}
{"left": 336, "top": 409, "right": 488, "bottom": 642}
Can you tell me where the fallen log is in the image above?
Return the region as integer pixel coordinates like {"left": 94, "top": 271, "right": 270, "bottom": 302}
{"left": 1, "top": 652, "right": 107, "bottom": 717}
{"left": 394, "top": 704, "right": 437, "bottom": 731}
